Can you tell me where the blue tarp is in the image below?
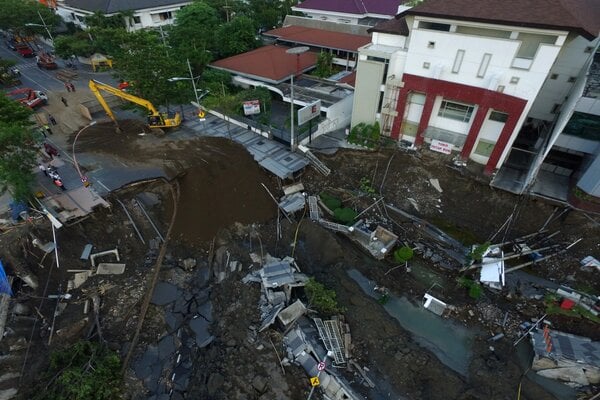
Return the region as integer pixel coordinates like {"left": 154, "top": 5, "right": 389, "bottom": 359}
{"left": 0, "top": 260, "right": 12, "bottom": 296}
{"left": 9, "top": 201, "right": 28, "bottom": 221}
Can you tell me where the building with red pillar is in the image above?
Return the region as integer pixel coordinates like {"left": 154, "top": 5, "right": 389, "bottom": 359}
{"left": 351, "top": 0, "right": 600, "bottom": 198}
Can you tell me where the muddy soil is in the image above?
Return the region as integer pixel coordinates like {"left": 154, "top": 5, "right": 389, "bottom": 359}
{"left": 7, "top": 130, "right": 599, "bottom": 400}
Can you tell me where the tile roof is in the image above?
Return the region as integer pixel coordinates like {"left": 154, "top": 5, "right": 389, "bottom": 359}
{"left": 369, "top": 17, "right": 409, "bottom": 36}
{"left": 210, "top": 45, "right": 318, "bottom": 83}
{"left": 294, "top": 0, "right": 402, "bottom": 17}
{"left": 398, "top": 0, "right": 600, "bottom": 40}
{"left": 62, "top": 0, "right": 190, "bottom": 13}
{"left": 264, "top": 26, "right": 371, "bottom": 52}
{"left": 339, "top": 71, "right": 356, "bottom": 87}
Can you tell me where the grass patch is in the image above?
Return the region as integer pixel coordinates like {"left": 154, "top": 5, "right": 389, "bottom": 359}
{"left": 544, "top": 294, "right": 600, "bottom": 324}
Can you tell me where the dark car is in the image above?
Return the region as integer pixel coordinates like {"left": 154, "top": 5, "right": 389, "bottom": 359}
{"left": 5, "top": 40, "right": 16, "bottom": 50}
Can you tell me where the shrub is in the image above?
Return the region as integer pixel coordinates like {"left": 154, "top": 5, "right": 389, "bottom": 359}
{"left": 32, "top": 341, "right": 121, "bottom": 400}
{"left": 458, "top": 277, "right": 482, "bottom": 300}
{"left": 320, "top": 192, "right": 341, "bottom": 211}
{"left": 334, "top": 207, "right": 357, "bottom": 225}
{"left": 359, "top": 177, "right": 376, "bottom": 195}
{"left": 466, "top": 242, "right": 491, "bottom": 264}
{"left": 348, "top": 122, "right": 380, "bottom": 148}
{"left": 394, "top": 246, "right": 414, "bottom": 263}
{"left": 305, "top": 278, "right": 341, "bottom": 315}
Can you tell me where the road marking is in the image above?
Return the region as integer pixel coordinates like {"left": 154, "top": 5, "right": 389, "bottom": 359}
{"left": 20, "top": 73, "right": 50, "bottom": 92}
{"left": 96, "top": 180, "right": 111, "bottom": 192}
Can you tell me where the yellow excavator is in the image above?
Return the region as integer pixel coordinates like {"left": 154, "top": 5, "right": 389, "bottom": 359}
{"left": 88, "top": 79, "right": 181, "bottom": 132}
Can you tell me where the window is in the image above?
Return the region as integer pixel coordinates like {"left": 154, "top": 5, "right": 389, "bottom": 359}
{"left": 567, "top": 76, "right": 577, "bottom": 83}
{"left": 477, "top": 53, "right": 492, "bottom": 78}
{"left": 516, "top": 33, "right": 557, "bottom": 59}
{"left": 497, "top": 85, "right": 505, "bottom": 93}
{"left": 489, "top": 111, "right": 508, "bottom": 123}
{"left": 584, "top": 46, "right": 593, "bottom": 53}
{"left": 452, "top": 50, "right": 465, "bottom": 73}
{"left": 133, "top": 16, "right": 141, "bottom": 24}
{"left": 423, "top": 62, "right": 430, "bottom": 69}
{"left": 427, "top": 41, "right": 436, "bottom": 48}
{"left": 455, "top": 26, "right": 511, "bottom": 39}
{"left": 70, "top": 12, "right": 76, "bottom": 21}
{"left": 418, "top": 21, "right": 451, "bottom": 31}
{"left": 438, "top": 100, "right": 474, "bottom": 122}
{"left": 550, "top": 74, "right": 558, "bottom": 80}
{"left": 510, "top": 76, "right": 520, "bottom": 84}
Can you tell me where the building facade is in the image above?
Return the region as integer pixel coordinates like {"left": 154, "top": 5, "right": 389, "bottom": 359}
{"left": 351, "top": 0, "right": 600, "bottom": 198}
{"left": 54, "top": 0, "right": 191, "bottom": 31}
{"left": 292, "top": 0, "right": 405, "bottom": 26}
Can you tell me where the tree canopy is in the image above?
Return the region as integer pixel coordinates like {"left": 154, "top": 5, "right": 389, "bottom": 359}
{"left": 0, "top": 94, "right": 37, "bottom": 202}
{"left": 0, "top": 0, "right": 60, "bottom": 40}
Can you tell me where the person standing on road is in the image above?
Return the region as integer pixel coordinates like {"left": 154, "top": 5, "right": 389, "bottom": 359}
{"left": 61, "top": 97, "right": 68, "bottom": 106}
{"left": 38, "top": 163, "right": 48, "bottom": 176}
{"left": 54, "top": 179, "right": 66, "bottom": 191}
{"left": 48, "top": 114, "right": 57, "bottom": 125}
{"left": 68, "top": 82, "right": 76, "bottom": 92}
{"left": 64, "top": 82, "right": 71, "bottom": 92}
{"left": 44, "top": 143, "right": 59, "bottom": 159}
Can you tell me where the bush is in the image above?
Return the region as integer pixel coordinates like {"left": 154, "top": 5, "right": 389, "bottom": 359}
{"left": 305, "top": 278, "right": 341, "bottom": 315}
{"left": 394, "top": 246, "right": 414, "bottom": 263}
{"left": 348, "top": 122, "right": 380, "bottom": 148}
{"left": 466, "top": 242, "right": 491, "bottom": 264}
{"left": 32, "top": 341, "right": 122, "bottom": 400}
{"left": 320, "top": 192, "right": 341, "bottom": 211}
{"left": 458, "top": 277, "right": 482, "bottom": 300}
{"left": 334, "top": 207, "right": 357, "bottom": 225}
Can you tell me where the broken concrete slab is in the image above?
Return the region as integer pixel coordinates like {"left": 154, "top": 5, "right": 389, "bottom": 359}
{"left": 69, "top": 271, "right": 92, "bottom": 290}
{"left": 90, "top": 248, "right": 120, "bottom": 267}
{"left": 429, "top": 178, "right": 443, "bottom": 193}
{"left": 80, "top": 244, "right": 93, "bottom": 260}
{"left": 279, "top": 192, "right": 306, "bottom": 214}
{"left": 151, "top": 282, "right": 180, "bottom": 306}
{"left": 96, "top": 263, "right": 126, "bottom": 275}
{"left": 283, "top": 182, "right": 304, "bottom": 196}
{"left": 277, "top": 299, "right": 307, "bottom": 326}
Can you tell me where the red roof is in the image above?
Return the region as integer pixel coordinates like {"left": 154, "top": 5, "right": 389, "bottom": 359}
{"left": 264, "top": 26, "right": 371, "bottom": 52}
{"left": 339, "top": 71, "right": 356, "bottom": 87}
{"left": 210, "top": 45, "right": 318, "bottom": 83}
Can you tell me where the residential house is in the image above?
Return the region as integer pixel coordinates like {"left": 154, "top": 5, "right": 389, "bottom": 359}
{"left": 292, "top": 0, "right": 405, "bottom": 26}
{"left": 351, "top": 0, "right": 600, "bottom": 200}
{"left": 54, "top": 0, "right": 191, "bottom": 31}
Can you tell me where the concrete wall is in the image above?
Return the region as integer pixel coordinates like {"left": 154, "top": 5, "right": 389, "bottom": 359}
{"left": 282, "top": 15, "right": 371, "bottom": 36}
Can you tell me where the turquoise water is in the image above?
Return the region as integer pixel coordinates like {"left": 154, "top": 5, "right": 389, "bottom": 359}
{"left": 348, "top": 268, "right": 474, "bottom": 376}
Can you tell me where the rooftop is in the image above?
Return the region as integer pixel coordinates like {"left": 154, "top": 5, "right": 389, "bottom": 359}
{"left": 398, "top": 0, "right": 600, "bottom": 40}
{"left": 62, "top": 0, "right": 191, "bottom": 13}
{"left": 293, "top": 0, "right": 402, "bottom": 17}
{"left": 264, "top": 25, "right": 371, "bottom": 52}
{"left": 369, "top": 17, "right": 409, "bottom": 36}
{"left": 583, "top": 51, "right": 600, "bottom": 98}
{"left": 531, "top": 328, "right": 600, "bottom": 365}
{"left": 210, "top": 45, "right": 318, "bottom": 84}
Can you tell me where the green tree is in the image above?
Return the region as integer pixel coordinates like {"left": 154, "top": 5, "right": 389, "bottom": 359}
{"left": 0, "top": 95, "right": 37, "bottom": 202}
{"left": 215, "top": 16, "right": 260, "bottom": 58}
{"left": 53, "top": 32, "right": 95, "bottom": 58}
{"left": 304, "top": 278, "right": 342, "bottom": 315}
{"left": 30, "top": 341, "right": 122, "bottom": 400}
{"left": 85, "top": 11, "right": 127, "bottom": 29}
{"left": 314, "top": 51, "right": 334, "bottom": 78}
{"left": 168, "top": 1, "right": 220, "bottom": 67}
{"left": 0, "top": 0, "right": 60, "bottom": 39}
{"left": 111, "top": 30, "right": 187, "bottom": 106}
{"left": 394, "top": 246, "right": 414, "bottom": 263}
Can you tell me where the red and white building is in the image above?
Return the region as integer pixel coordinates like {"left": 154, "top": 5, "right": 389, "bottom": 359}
{"left": 351, "top": 0, "right": 600, "bottom": 195}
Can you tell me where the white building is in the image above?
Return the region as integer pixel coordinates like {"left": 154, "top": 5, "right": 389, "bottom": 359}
{"left": 54, "top": 0, "right": 191, "bottom": 31}
{"left": 351, "top": 0, "right": 600, "bottom": 199}
{"left": 292, "top": 0, "right": 404, "bottom": 26}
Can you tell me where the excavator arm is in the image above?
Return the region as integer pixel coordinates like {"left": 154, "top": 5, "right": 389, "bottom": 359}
{"left": 88, "top": 80, "right": 181, "bottom": 130}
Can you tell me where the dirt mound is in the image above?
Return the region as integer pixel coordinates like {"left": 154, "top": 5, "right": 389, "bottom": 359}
{"left": 172, "top": 139, "right": 276, "bottom": 245}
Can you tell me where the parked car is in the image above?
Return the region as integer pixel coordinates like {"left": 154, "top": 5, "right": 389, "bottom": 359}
{"left": 5, "top": 40, "right": 16, "bottom": 50}
{"left": 15, "top": 43, "right": 34, "bottom": 58}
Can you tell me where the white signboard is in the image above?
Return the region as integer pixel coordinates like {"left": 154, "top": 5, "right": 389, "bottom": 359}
{"left": 430, "top": 139, "right": 453, "bottom": 155}
{"left": 297, "top": 100, "right": 321, "bottom": 125}
{"left": 243, "top": 100, "right": 261, "bottom": 115}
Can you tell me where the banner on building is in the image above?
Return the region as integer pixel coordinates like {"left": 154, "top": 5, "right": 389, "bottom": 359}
{"left": 430, "top": 139, "right": 453, "bottom": 155}
{"left": 243, "top": 100, "right": 261, "bottom": 115}
{"left": 297, "top": 100, "right": 321, "bottom": 125}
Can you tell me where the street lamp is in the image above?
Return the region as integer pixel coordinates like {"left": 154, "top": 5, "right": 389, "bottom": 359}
{"left": 72, "top": 121, "right": 97, "bottom": 187}
{"left": 25, "top": 11, "right": 54, "bottom": 45}
{"left": 285, "top": 46, "right": 309, "bottom": 152}
{"left": 168, "top": 59, "right": 210, "bottom": 116}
